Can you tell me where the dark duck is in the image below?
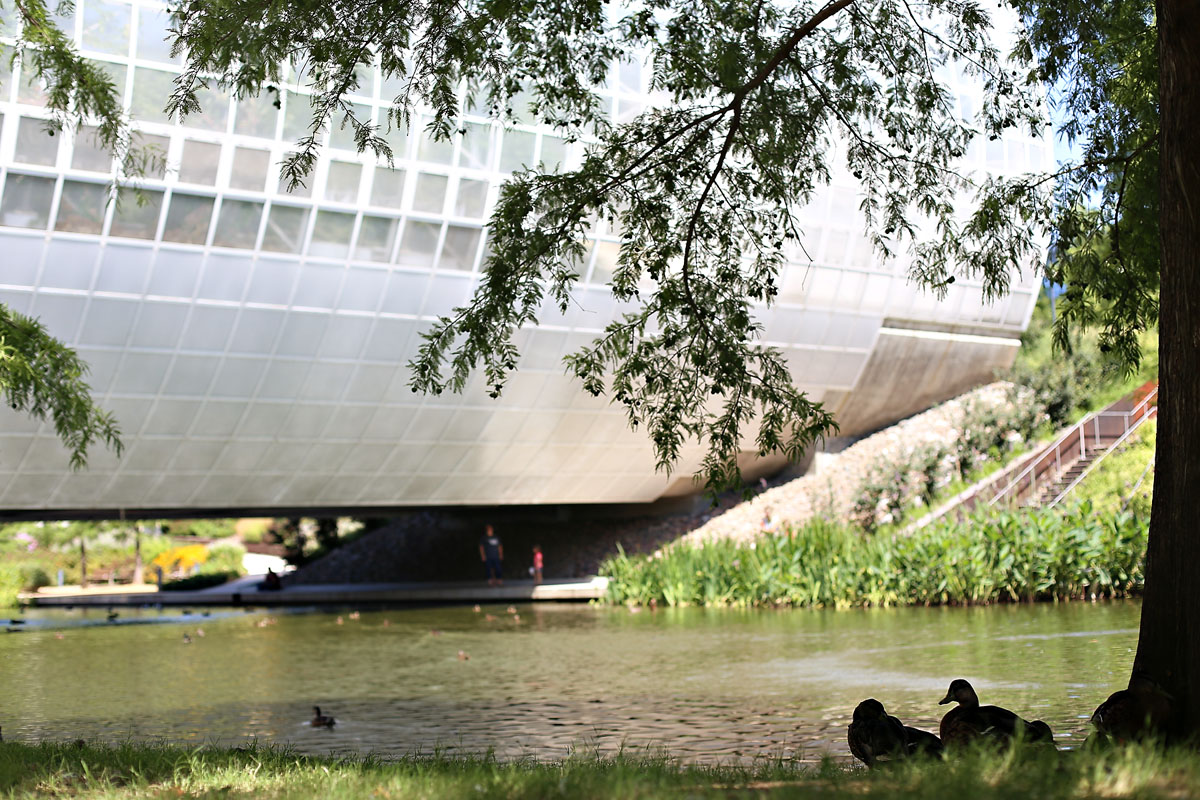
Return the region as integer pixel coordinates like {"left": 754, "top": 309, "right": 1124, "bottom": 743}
{"left": 310, "top": 706, "right": 336, "bottom": 728}
{"left": 1091, "top": 671, "right": 1173, "bottom": 743}
{"left": 848, "top": 699, "right": 943, "bottom": 767}
{"left": 938, "top": 679, "right": 1054, "bottom": 748}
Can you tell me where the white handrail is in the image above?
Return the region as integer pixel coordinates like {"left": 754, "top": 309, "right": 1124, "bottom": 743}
{"left": 1047, "top": 401, "right": 1157, "bottom": 508}
{"left": 988, "top": 385, "right": 1158, "bottom": 508}
{"left": 988, "top": 417, "right": 1088, "bottom": 507}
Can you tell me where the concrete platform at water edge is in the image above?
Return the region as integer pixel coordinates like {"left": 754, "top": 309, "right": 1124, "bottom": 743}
{"left": 21, "top": 576, "right": 609, "bottom": 607}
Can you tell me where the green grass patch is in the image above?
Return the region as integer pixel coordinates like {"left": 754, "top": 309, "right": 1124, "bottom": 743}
{"left": 1, "top": 740, "right": 1199, "bottom": 799}
{"left": 602, "top": 505, "right": 1146, "bottom": 608}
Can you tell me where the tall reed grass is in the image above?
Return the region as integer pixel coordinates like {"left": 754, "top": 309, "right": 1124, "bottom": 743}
{"left": 601, "top": 503, "right": 1146, "bottom": 608}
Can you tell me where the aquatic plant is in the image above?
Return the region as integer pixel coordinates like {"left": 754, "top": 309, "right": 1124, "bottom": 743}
{"left": 601, "top": 504, "right": 1147, "bottom": 608}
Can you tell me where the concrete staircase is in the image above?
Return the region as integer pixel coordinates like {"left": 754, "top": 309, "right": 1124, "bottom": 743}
{"left": 910, "top": 381, "right": 1157, "bottom": 528}
{"left": 1024, "top": 445, "right": 1109, "bottom": 508}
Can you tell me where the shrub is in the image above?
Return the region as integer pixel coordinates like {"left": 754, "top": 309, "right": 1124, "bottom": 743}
{"left": 601, "top": 503, "right": 1147, "bottom": 609}
{"left": 165, "top": 519, "right": 238, "bottom": 539}
{"left": 236, "top": 518, "right": 272, "bottom": 544}
{"left": 203, "top": 542, "right": 246, "bottom": 575}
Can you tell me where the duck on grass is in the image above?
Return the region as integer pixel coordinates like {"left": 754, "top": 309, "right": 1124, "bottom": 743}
{"left": 847, "top": 676, "right": 1173, "bottom": 771}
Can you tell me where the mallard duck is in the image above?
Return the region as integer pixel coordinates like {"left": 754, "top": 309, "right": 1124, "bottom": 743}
{"left": 849, "top": 700, "right": 943, "bottom": 766}
{"left": 849, "top": 699, "right": 907, "bottom": 767}
{"left": 903, "top": 724, "right": 944, "bottom": 758}
{"left": 938, "top": 679, "right": 1053, "bottom": 748}
{"left": 1091, "top": 671, "right": 1173, "bottom": 743}
{"left": 311, "top": 706, "right": 336, "bottom": 728}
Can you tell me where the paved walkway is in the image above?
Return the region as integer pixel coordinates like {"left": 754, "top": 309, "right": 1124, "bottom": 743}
{"left": 23, "top": 575, "right": 608, "bottom": 607}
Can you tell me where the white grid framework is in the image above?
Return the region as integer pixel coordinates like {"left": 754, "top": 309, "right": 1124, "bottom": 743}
{"left": 0, "top": 0, "right": 1050, "bottom": 511}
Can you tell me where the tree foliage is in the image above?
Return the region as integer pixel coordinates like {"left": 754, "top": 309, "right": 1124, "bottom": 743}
{"left": 0, "top": 306, "right": 122, "bottom": 469}
{"left": 1012, "top": 0, "right": 1158, "bottom": 368}
{"left": 0, "top": 0, "right": 1157, "bottom": 492}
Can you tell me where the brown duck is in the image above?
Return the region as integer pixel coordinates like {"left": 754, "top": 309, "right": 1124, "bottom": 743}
{"left": 848, "top": 699, "right": 943, "bottom": 767}
{"left": 938, "top": 679, "right": 1054, "bottom": 748}
{"left": 1091, "top": 671, "right": 1173, "bottom": 743}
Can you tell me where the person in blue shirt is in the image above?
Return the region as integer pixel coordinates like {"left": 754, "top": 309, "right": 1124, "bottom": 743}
{"left": 478, "top": 524, "right": 504, "bottom": 586}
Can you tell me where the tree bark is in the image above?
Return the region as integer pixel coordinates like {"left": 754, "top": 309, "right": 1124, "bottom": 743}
{"left": 1131, "top": 0, "right": 1200, "bottom": 736}
{"left": 133, "top": 526, "right": 144, "bottom": 585}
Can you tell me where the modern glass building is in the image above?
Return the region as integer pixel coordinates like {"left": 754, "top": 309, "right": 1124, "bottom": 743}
{"left": 0, "top": 0, "right": 1052, "bottom": 514}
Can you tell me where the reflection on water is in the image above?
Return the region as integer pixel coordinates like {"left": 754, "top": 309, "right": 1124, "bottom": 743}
{"left": 0, "top": 601, "right": 1139, "bottom": 763}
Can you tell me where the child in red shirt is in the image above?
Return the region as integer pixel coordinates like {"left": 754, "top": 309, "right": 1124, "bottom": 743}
{"left": 532, "top": 545, "right": 544, "bottom": 584}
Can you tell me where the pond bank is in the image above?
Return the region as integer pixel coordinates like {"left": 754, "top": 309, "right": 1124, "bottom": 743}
{"left": 23, "top": 576, "right": 608, "bottom": 607}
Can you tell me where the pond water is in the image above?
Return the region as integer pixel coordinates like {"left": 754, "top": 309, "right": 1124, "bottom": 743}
{"left": 0, "top": 601, "right": 1139, "bottom": 764}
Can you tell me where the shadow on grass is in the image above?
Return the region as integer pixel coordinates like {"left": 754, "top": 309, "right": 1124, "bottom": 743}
{"left": 1, "top": 739, "right": 1198, "bottom": 798}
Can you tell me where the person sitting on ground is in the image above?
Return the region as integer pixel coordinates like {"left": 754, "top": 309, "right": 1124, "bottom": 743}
{"left": 260, "top": 568, "right": 282, "bottom": 591}
{"left": 479, "top": 524, "right": 504, "bottom": 586}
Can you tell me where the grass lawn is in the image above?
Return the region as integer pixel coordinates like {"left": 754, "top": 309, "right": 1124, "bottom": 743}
{"left": 2, "top": 740, "right": 1199, "bottom": 799}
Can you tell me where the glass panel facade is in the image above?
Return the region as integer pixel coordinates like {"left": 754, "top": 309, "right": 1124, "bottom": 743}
{"left": 234, "top": 92, "right": 279, "bottom": 138}
{"left": 499, "top": 130, "right": 535, "bottom": 173}
{"left": 212, "top": 199, "right": 262, "bottom": 248}
{"left": 282, "top": 91, "right": 311, "bottom": 141}
{"left": 412, "top": 172, "right": 447, "bottom": 213}
{"left": 178, "top": 139, "right": 221, "bottom": 184}
{"left": 453, "top": 178, "right": 487, "bottom": 218}
{"left": 324, "top": 161, "right": 362, "bottom": 203}
{"left": 55, "top": 180, "right": 108, "bottom": 234}
{"left": 397, "top": 220, "right": 439, "bottom": 267}
{"left": 229, "top": 147, "right": 270, "bottom": 191}
{"left": 459, "top": 122, "right": 491, "bottom": 170}
{"left": 440, "top": 225, "right": 481, "bottom": 271}
{"left": 131, "top": 68, "right": 175, "bottom": 124}
{"left": 379, "top": 117, "right": 407, "bottom": 163}
{"left": 82, "top": 0, "right": 130, "bottom": 56}
{"left": 15, "top": 117, "right": 59, "bottom": 165}
{"left": 370, "top": 167, "right": 405, "bottom": 208}
{"left": 0, "top": 174, "right": 55, "bottom": 229}
{"left": 135, "top": 6, "right": 176, "bottom": 63}
{"left": 18, "top": 62, "right": 50, "bottom": 106}
{"left": 71, "top": 125, "right": 112, "bottom": 172}
{"left": 162, "top": 193, "right": 214, "bottom": 244}
{"left": 310, "top": 210, "right": 355, "bottom": 258}
{"left": 139, "top": 132, "right": 169, "bottom": 179}
{"left": 416, "top": 121, "right": 453, "bottom": 165}
{"left": 188, "top": 84, "right": 230, "bottom": 132}
{"left": 110, "top": 189, "right": 164, "bottom": 239}
{"left": 260, "top": 204, "right": 309, "bottom": 253}
{"left": 355, "top": 215, "right": 399, "bottom": 262}
{"left": 541, "top": 135, "right": 567, "bottom": 169}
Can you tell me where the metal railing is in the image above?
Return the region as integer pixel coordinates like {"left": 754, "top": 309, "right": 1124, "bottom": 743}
{"left": 1046, "top": 402, "right": 1157, "bottom": 508}
{"left": 988, "top": 384, "right": 1158, "bottom": 508}
{"left": 905, "top": 383, "right": 1158, "bottom": 530}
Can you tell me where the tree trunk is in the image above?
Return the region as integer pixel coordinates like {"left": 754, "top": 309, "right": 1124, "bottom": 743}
{"left": 1131, "top": 0, "right": 1200, "bottom": 736}
{"left": 133, "top": 526, "right": 144, "bottom": 585}
{"left": 79, "top": 538, "right": 88, "bottom": 588}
